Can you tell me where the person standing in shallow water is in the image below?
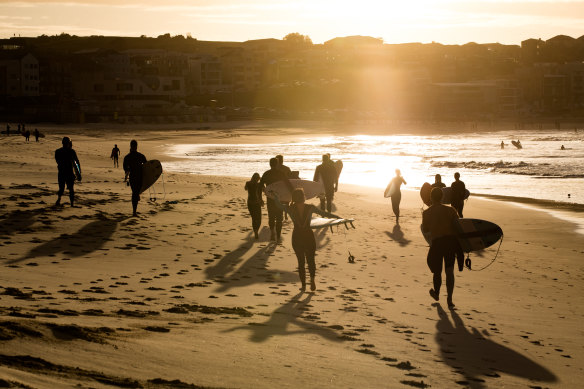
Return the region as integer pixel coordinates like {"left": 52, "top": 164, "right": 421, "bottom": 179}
{"left": 450, "top": 172, "right": 466, "bottom": 218}
{"left": 55, "top": 136, "right": 80, "bottom": 207}
{"left": 422, "top": 188, "right": 462, "bottom": 308}
{"left": 274, "top": 188, "right": 340, "bottom": 292}
{"left": 123, "top": 140, "right": 147, "bottom": 217}
{"left": 244, "top": 173, "right": 263, "bottom": 239}
{"left": 387, "top": 169, "right": 406, "bottom": 224}
{"left": 111, "top": 144, "right": 120, "bottom": 167}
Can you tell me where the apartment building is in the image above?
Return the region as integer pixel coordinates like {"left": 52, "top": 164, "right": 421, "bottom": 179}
{"left": 0, "top": 51, "right": 39, "bottom": 97}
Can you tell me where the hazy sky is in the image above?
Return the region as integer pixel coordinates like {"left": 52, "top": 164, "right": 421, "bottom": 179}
{"left": 1, "top": 0, "right": 583, "bottom": 45}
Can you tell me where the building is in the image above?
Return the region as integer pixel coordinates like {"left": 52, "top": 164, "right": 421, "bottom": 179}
{"left": 0, "top": 51, "right": 39, "bottom": 97}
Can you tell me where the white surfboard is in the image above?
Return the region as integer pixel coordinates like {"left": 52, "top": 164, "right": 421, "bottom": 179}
{"left": 310, "top": 217, "right": 355, "bottom": 230}
{"left": 265, "top": 179, "right": 324, "bottom": 202}
{"left": 384, "top": 182, "right": 397, "bottom": 198}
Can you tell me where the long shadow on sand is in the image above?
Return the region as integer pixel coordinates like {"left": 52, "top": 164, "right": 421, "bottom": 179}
{"left": 435, "top": 304, "right": 557, "bottom": 388}
{"left": 9, "top": 214, "right": 125, "bottom": 264}
{"left": 385, "top": 223, "right": 411, "bottom": 247}
{"left": 0, "top": 207, "right": 54, "bottom": 236}
{"left": 224, "top": 292, "right": 342, "bottom": 343}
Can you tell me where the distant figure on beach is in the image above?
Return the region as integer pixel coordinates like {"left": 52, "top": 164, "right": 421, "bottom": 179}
{"left": 55, "top": 136, "right": 80, "bottom": 207}
{"left": 123, "top": 140, "right": 147, "bottom": 217}
{"left": 422, "top": 188, "right": 462, "bottom": 308}
{"left": 111, "top": 144, "right": 120, "bottom": 167}
{"left": 5, "top": 124, "right": 9, "bottom": 136}
{"left": 24, "top": 129, "right": 30, "bottom": 142}
{"left": 260, "top": 157, "right": 292, "bottom": 242}
{"left": 276, "top": 154, "right": 292, "bottom": 220}
{"left": 274, "top": 188, "right": 340, "bottom": 292}
{"left": 431, "top": 174, "right": 446, "bottom": 189}
{"left": 34, "top": 128, "right": 39, "bottom": 142}
{"left": 500, "top": 141, "right": 504, "bottom": 149}
{"left": 561, "top": 145, "right": 565, "bottom": 150}
{"left": 450, "top": 172, "right": 466, "bottom": 218}
{"left": 313, "top": 154, "right": 338, "bottom": 213}
{"left": 387, "top": 169, "right": 406, "bottom": 224}
{"left": 244, "top": 173, "right": 263, "bottom": 239}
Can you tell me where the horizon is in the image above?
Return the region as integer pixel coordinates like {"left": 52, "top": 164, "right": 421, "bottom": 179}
{"left": 1, "top": 0, "right": 583, "bottom": 46}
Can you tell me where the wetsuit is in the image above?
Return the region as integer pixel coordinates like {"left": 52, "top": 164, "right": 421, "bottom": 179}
{"left": 55, "top": 146, "right": 80, "bottom": 204}
{"left": 451, "top": 179, "right": 466, "bottom": 218}
{"left": 245, "top": 180, "right": 262, "bottom": 235}
{"left": 313, "top": 161, "right": 338, "bottom": 212}
{"left": 111, "top": 146, "right": 120, "bottom": 167}
{"left": 123, "top": 150, "right": 147, "bottom": 210}
{"left": 390, "top": 176, "right": 406, "bottom": 218}
{"left": 259, "top": 167, "right": 289, "bottom": 239}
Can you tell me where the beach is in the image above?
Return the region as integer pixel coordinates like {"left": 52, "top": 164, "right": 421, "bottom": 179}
{"left": 0, "top": 123, "right": 583, "bottom": 388}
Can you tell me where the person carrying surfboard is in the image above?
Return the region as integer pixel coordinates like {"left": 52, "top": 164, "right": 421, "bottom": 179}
{"left": 386, "top": 169, "right": 406, "bottom": 224}
{"left": 276, "top": 154, "right": 292, "bottom": 221}
{"left": 431, "top": 174, "right": 446, "bottom": 189}
{"left": 313, "top": 154, "right": 338, "bottom": 213}
{"left": 260, "top": 157, "right": 293, "bottom": 242}
{"left": 55, "top": 136, "right": 80, "bottom": 207}
{"left": 245, "top": 173, "right": 263, "bottom": 239}
{"left": 123, "top": 140, "right": 147, "bottom": 217}
{"left": 272, "top": 188, "right": 341, "bottom": 292}
{"left": 421, "top": 188, "right": 462, "bottom": 309}
{"left": 450, "top": 172, "right": 466, "bottom": 218}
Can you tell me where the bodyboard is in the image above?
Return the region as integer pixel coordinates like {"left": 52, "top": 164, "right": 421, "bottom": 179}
{"left": 511, "top": 140, "right": 522, "bottom": 149}
{"left": 140, "top": 160, "right": 163, "bottom": 194}
{"left": 334, "top": 160, "right": 343, "bottom": 179}
{"left": 420, "top": 182, "right": 432, "bottom": 206}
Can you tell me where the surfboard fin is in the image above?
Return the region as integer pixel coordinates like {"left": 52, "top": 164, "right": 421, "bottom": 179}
{"left": 349, "top": 221, "right": 355, "bottom": 229}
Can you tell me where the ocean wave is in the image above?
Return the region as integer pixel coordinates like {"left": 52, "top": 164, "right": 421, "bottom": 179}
{"left": 431, "top": 160, "right": 582, "bottom": 178}
{"left": 431, "top": 160, "right": 531, "bottom": 170}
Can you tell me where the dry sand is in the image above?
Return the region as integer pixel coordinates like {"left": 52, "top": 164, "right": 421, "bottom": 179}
{"left": 0, "top": 124, "right": 583, "bottom": 388}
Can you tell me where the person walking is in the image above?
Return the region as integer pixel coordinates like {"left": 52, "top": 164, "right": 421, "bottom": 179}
{"left": 313, "top": 154, "right": 338, "bottom": 213}
{"left": 421, "top": 188, "right": 462, "bottom": 308}
{"left": 34, "top": 128, "right": 40, "bottom": 142}
{"left": 450, "top": 172, "right": 466, "bottom": 218}
{"left": 259, "top": 157, "right": 292, "bottom": 242}
{"left": 245, "top": 173, "right": 263, "bottom": 239}
{"left": 111, "top": 144, "right": 121, "bottom": 167}
{"left": 55, "top": 137, "right": 80, "bottom": 207}
{"left": 386, "top": 169, "right": 407, "bottom": 224}
{"left": 123, "top": 140, "right": 147, "bottom": 217}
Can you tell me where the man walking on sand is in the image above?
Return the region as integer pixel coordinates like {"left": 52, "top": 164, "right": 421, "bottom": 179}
{"left": 313, "top": 154, "right": 338, "bottom": 213}
{"left": 123, "top": 140, "right": 147, "bottom": 217}
{"left": 55, "top": 137, "right": 80, "bottom": 207}
{"left": 421, "top": 188, "right": 462, "bottom": 308}
{"left": 111, "top": 144, "right": 120, "bottom": 168}
{"left": 260, "top": 157, "right": 292, "bottom": 242}
{"left": 450, "top": 172, "right": 466, "bottom": 218}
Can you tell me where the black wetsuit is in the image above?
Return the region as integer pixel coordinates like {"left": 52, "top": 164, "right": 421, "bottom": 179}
{"left": 245, "top": 180, "right": 262, "bottom": 234}
{"left": 123, "top": 151, "right": 147, "bottom": 208}
{"left": 313, "top": 161, "right": 338, "bottom": 212}
{"left": 451, "top": 180, "right": 466, "bottom": 218}
{"left": 111, "top": 146, "right": 120, "bottom": 167}
{"left": 259, "top": 168, "right": 289, "bottom": 238}
{"left": 390, "top": 176, "right": 406, "bottom": 218}
{"left": 55, "top": 147, "right": 80, "bottom": 203}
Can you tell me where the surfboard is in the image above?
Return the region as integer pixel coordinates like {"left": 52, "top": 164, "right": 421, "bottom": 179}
{"left": 420, "top": 218, "right": 503, "bottom": 253}
{"left": 310, "top": 217, "right": 355, "bottom": 230}
{"left": 511, "top": 140, "right": 522, "bottom": 149}
{"left": 334, "top": 160, "right": 343, "bottom": 178}
{"left": 441, "top": 187, "right": 470, "bottom": 204}
{"left": 384, "top": 181, "right": 397, "bottom": 198}
{"left": 140, "top": 160, "right": 162, "bottom": 194}
{"left": 420, "top": 182, "right": 469, "bottom": 205}
{"left": 73, "top": 161, "right": 82, "bottom": 181}
{"left": 265, "top": 179, "right": 324, "bottom": 202}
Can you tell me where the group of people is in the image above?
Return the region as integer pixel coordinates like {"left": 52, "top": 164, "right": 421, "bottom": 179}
{"left": 54, "top": 138, "right": 147, "bottom": 217}
{"left": 5, "top": 123, "right": 42, "bottom": 142}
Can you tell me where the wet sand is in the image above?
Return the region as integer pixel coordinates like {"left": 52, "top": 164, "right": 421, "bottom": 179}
{"left": 0, "top": 124, "right": 582, "bottom": 388}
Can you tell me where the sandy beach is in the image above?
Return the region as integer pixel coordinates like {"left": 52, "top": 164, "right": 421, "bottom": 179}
{"left": 0, "top": 123, "right": 583, "bottom": 388}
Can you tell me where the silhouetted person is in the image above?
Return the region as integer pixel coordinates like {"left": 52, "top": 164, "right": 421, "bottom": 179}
{"left": 24, "top": 129, "right": 30, "bottom": 142}
{"left": 34, "top": 128, "right": 39, "bottom": 142}
{"left": 387, "top": 169, "right": 406, "bottom": 224}
{"left": 313, "top": 154, "right": 338, "bottom": 213}
{"left": 561, "top": 145, "right": 565, "bottom": 150}
{"left": 274, "top": 188, "right": 340, "bottom": 292}
{"left": 260, "top": 157, "right": 292, "bottom": 242}
{"left": 276, "top": 154, "right": 292, "bottom": 220}
{"left": 450, "top": 172, "right": 466, "bottom": 218}
{"left": 245, "top": 172, "right": 263, "bottom": 239}
{"left": 111, "top": 144, "right": 120, "bottom": 167}
{"left": 422, "top": 188, "right": 462, "bottom": 308}
{"left": 5, "top": 124, "right": 9, "bottom": 136}
{"left": 500, "top": 141, "right": 504, "bottom": 149}
{"left": 431, "top": 174, "right": 446, "bottom": 189}
{"left": 55, "top": 136, "right": 80, "bottom": 207}
{"left": 123, "top": 140, "right": 147, "bottom": 217}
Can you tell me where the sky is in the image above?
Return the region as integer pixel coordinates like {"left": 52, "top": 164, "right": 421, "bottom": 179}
{"left": 0, "top": 0, "right": 583, "bottom": 45}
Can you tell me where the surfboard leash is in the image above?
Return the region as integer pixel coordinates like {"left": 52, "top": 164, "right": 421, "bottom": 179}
{"left": 466, "top": 234, "right": 504, "bottom": 271}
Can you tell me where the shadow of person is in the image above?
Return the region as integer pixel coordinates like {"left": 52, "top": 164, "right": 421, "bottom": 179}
{"left": 385, "top": 223, "right": 411, "bottom": 247}
{"left": 205, "top": 233, "right": 254, "bottom": 278}
{"left": 11, "top": 214, "right": 124, "bottom": 263}
{"left": 434, "top": 304, "right": 557, "bottom": 388}
{"left": 224, "top": 292, "right": 342, "bottom": 343}
{"left": 0, "top": 206, "right": 54, "bottom": 236}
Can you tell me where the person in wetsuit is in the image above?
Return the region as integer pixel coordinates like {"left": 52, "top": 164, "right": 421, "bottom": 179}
{"left": 275, "top": 188, "right": 340, "bottom": 292}
{"left": 276, "top": 154, "right": 292, "bottom": 220}
{"left": 313, "top": 154, "right": 338, "bottom": 213}
{"left": 259, "top": 157, "right": 292, "bottom": 242}
{"left": 55, "top": 136, "right": 80, "bottom": 207}
{"left": 450, "top": 172, "right": 466, "bottom": 218}
{"left": 111, "top": 144, "right": 120, "bottom": 167}
{"left": 421, "top": 188, "right": 462, "bottom": 308}
{"left": 431, "top": 174, "right": 446, "bottom": 189}
{"left": 245, "top": 172, "right": 263, "bottom": 239}
{"left": 123, "top": 139, "right": 147, "bottom": 217}
{"left": 388, "top": 169, "right": 407, "bottom": 224}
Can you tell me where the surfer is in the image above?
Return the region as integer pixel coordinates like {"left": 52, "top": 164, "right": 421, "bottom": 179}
{"left": 55, "top": 136, "right": 80, "bottom": 207}
{"left": 5, "top": 124, "right": 9, "bottom": 136}
{"left": 431, "top": 174, "right": 446, "bottom": 189}
{"left": 260, "top": 157, "right": 292, "bottom": 242}
{"left": 276, "top": 154, "right": 292, "bottom": 220}
{"left": 273, "top": 188, "right": 340, "bottom": 292}
{"left": 313, "top": 154, "right": 338, "bottom": 213}
{"left": 560, "top": 145, "right": 565, "bottom": 150}
{"left": 450, "top": 172, "right": 466, "bottom": 218}
{"left": 388, "top": 169, "right": 407, "bottom": 224}
{"left": 34, "top": 128, "right": 40, "bottom": 142}
{"left": 500, "top": 141, "right": 504, "bottom": 149}
{"left": 421, "top": 188, "right": 462, "bottom": 309}
{"left": 123, "top": 140, "right": 147, "bottom": 217}
{"left": 245, "top": 173, "right": 263, "bottom": 239}
{"left": 111, "top": 144, "right": 121, "bottom": 167}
